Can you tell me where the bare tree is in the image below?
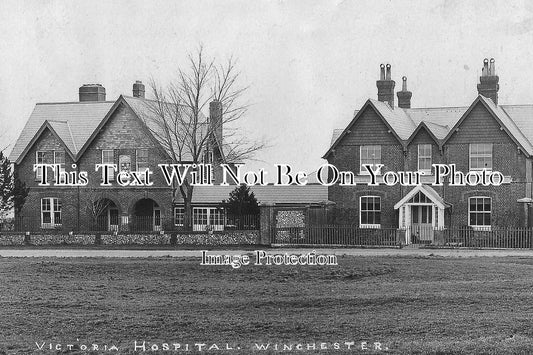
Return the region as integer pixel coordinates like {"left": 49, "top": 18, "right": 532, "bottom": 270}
{"left": 142, "top": 46, "right": 265, "bottom": 230}
{"left": 85, "top": 192, "right": 111, "bottom": 230}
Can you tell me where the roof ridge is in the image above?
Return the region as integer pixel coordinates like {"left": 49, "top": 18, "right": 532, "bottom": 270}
{"left": 47, "top": 119, "right": 68, "bottom": 123}
{"left": 500, "top": 104, "right": 533, "bottom": 108}
{"left": 36, "top": 101, "right": 115, "bottom": 105}
{"left": 406, "top": 106, "right": 469, "bottom": 110}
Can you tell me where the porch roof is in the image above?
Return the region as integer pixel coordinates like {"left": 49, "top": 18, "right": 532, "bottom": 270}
{"left": 394, "top": 185, "right": 451, "bottom": 210}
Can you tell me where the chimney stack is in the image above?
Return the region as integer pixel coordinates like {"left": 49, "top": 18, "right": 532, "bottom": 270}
{"left": 376, "top": 64, "right": 395, "bottom": 107}
{"left": 133, "top": 80, "right": 145, "bottom": 98}
{"left": 397, "top": 76, "right": 412, "bottom": 109}
{"left": 79, "top": 84, "right": 106, "bottom": 102}
{"left": 209, "top": 100, "right": 223, "bottom": 145}
{"left": 477, "top": 58, "right": 499, "bottom": 105}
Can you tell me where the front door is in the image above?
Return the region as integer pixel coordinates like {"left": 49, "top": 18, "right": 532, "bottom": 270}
{"left": 411, "top": 205, "right": 433, "bottom": 243}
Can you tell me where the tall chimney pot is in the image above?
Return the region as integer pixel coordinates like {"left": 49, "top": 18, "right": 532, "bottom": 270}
{"left": 477, "top": 58, "right": 499, "bottom": 105}
{"left": 376, "top": 63, "right": 395, "bottom": 107}
{"left": 397, "top": 76, "right": 412, "bottom": 109}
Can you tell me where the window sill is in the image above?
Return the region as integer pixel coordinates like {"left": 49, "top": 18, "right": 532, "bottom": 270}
{"left": 469, "top": 225, "right": 492, "bottom": 231}
{"left": 360, "top": 224, "right": 381, "bottom": 229}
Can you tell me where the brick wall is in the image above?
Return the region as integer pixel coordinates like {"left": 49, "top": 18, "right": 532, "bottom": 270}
{"left": 328, "top": 102, "right": 529, "bottom": 228}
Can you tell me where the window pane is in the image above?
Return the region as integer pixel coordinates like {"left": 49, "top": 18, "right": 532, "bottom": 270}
{"left": 361, "top": 198, "right": 368, "bottom": 211}
{"left": 470, "top": 198, "right": 477, "bottom": 212}
{"left": 483, "top": 199, "right": 491, "bottom": 212}
{"left": 360, "top": 196, "right": 380, "bottom": 226}
{"left": 361, "top": 211, "right": 368, "bottom": 224}
{"left": 102, "top": 150, "right": 114, "bottom": 163}
{"left": 360, "top": 146, "right": 381, "bottom": 172}
{"left": 54, "top": 151, "right": 65, "bottom": 166}
{"left": 54, "top": 212, "right": 61, "bottom": 225}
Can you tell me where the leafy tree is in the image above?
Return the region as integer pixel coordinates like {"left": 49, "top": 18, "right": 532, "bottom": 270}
{"left": 222, "top": 184, "right": 260, "bottom": 217}
{"left": 0, "top": 151, "right": 29, "bottom": 216}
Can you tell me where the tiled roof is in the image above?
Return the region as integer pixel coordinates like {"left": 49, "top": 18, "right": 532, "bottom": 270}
{"left": 9, "top": 101, "right": 114, "bottom": 163}
{"left": 124, "top": 96, "right": 227, "bottom": 162}
{"left": 173, "top": 184, "right": 329, "bottom": 205}
{"left": 330, "top": 129, "right": 344, "bottom": 146}
{"left": 327, "top": 96, "right": 533, "bottom": 157}
{"left": 10, "top": 96, "right": 229, "bottom": 164}
{"left": 480, "top": 96, "right": 533, "bottom": 155}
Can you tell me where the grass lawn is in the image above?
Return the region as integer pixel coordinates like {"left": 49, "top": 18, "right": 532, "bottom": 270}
{"left": 1, "top": 255, "right": 533, "bottom": 354}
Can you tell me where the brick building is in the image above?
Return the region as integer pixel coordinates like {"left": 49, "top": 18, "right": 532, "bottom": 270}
{"left": 324, "top": 59, "right": 533, "bottom": 242}
{"left": 9, "top": 82, "right": 232, "bottom": 232}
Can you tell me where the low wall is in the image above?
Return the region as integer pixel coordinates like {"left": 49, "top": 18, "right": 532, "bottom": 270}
{"left": 0, "top": 231, "right": 259, "bottom": 247}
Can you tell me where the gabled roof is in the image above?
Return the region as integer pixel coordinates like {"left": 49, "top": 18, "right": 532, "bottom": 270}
{"left": 9, "top": 101, "right": 114, "bottom": 163}
{"left": 394, "top": 185, "right": 450, "bottom": 210}
{"left": 323, "top": 99, "right": 411, "bottom": 158}
{"left": 16, "top": 121, "right": 78, "bottom": 164}
{"left": 10, "top": 94, "right": 231, "bottom": 164}
{"left": 442, "top": 95, "right": 533, "bottom": 155}
{"left": 173, "top": 184, "right": 329, "bottom": 205}
{"left": 123, "top": 96, "right": 230, "bottom": 162}
{"left": 405, "top": 122, "right": 442, "bottom": 146}
{"left": 326, "top": 95, "right": 533, "bottom": 158}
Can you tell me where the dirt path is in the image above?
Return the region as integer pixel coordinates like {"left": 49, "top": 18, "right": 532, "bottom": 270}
{"left": 1, "top": 248, "right": 533, "bottom": 258}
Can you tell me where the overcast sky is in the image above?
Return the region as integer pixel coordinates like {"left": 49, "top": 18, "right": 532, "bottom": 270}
{"left": 1, "top": 0, "right": 533, "bottom": 177}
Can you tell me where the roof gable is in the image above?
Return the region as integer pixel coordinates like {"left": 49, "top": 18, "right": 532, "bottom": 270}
{"left": 15, "top": 121, "right": 76, "bottom": 164}
{"left": 394, "top": 185, "right": 450, "bottom": 210}
{"left": 9, "top": 101, "right": 114, "bottom": 163}
{"left": 323, "top": 100, "right": 407, "bottom": 158}
{"left": 442, "top": 95, "right": 533, "bottom": 156}
{"left": 405, "top": 122, "right": 441, "bottom": 148}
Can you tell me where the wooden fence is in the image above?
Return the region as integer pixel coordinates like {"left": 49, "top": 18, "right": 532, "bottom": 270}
{"left": 272, "top": 225, "right": 533, "bottom": 249}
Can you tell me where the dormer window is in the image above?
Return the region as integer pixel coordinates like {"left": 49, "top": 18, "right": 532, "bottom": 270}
{"left": 469, "top": 144, "right": 492, "bottom": 170}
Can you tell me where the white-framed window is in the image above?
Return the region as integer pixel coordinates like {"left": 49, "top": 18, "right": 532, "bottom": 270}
{"left": 36, "top": 150, "right": 65, "bottom": 181}
{"left": 35, "top": 151, "right": 53, "bottom": 180}
{"left": 136, "top": 149, "right": 149, "bottom": 173}
{"left": 174, "top": 207, "right": 184, "bottom": 226}
{"left": 469, "top": 197, "right": 491, "bottom": 228}
{"left": 360, "top": 196, "right": 381, "bottom": 228}
{"left": 192, "top": 207, "right": 225, "bottom": 231}
{"left": 418, "top": 144, "right": 432, "bottom": 173}
{"left": 54, "top": 151, "right": 66, "bottom": 183}
{"left": 469, "top": 143, "right": 492, "bottom": 170}
{"left": 360, "top": 145, "right": 381, "bottom": 174}
{"left": 41, "top": 197, "right": 62, "bottom": 228}
{"left": 209, "top": 208, "right": 225, "bottom": 226}
{"left": 101, "top": 149, "right": 115, "bottom": 180}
